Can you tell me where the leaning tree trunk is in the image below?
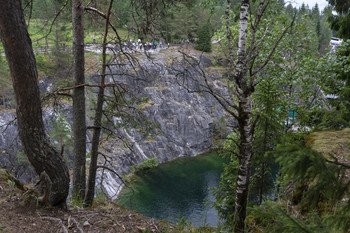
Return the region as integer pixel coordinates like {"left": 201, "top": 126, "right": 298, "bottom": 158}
{"left": 72, "top": 0, "right": 87, "bottom": 200}
{"left": 0, "top": 0, "right": 69, "bottom": 207}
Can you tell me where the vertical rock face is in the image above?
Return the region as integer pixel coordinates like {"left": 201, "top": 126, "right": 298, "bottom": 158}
{"left": 98, "top": 52, "right": 235, "bottom": 198}
{"left": 0, "top": 51, "right": 234, "bottom": 199}
{"left": 0, "top": 113, "right": 24, "bottom": 180}
{"left": 0, "top": 108, "right": 70, "bottom": 184}
{"left": 0, "top": 112, "right": 33, "bottom": 183}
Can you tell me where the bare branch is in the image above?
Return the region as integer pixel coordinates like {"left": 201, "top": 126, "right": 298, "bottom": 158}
{"left": 68, "top": 217, "right": 84, "bottom": 233}
{"left": 84, "top": 6, "right": 123, "bottom": 43}
{"left": 325, "top": 157, "right": 350, "bottom": 169}
{"left": 53, "top": 82, "right": 124, "bottom": 92}
{"left": 247, "top": 0, "right": 269, "bottom": 67}
{"left": 41, "top": 217, "right": 68, "bottom": 233}
{"left": 177, "top": 51, "right": 239, "bottom": 119}
{"left": 26, "top": 0, "right": 34, "bottom": 27}
{"left": 0, "top": 117, "right": 17, "bottom": 134}
{"left": 96, "top": 165, "right": 127, "bottom": 186}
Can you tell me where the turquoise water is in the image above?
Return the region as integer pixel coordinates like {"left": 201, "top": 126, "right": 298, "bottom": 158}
{"left": 117, "top": 152, "right": 226, "bottom": 227}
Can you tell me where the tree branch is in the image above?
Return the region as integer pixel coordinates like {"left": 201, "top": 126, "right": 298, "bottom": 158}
{"left": 41, "top": 217, "right": 68, "bottom": 233}
{"left": 325, "top": 158, "right": 350, "bottom": 169}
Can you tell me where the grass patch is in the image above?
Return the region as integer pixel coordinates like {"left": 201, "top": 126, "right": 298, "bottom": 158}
{"left": 308, "top": 128, "right": 350, "bottom": 160}
{"left": 131, "top": 158, "right": 159, "bottom": 172}
{"left": 0, "top": 222, "right": 6, "bottom": 232}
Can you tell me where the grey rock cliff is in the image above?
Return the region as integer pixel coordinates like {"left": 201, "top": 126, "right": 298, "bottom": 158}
{"left": 0, "top": 50, "right": 234, "bottom": 198}
{"left": 97, "top": 51, "right": 234, "bottom": 198}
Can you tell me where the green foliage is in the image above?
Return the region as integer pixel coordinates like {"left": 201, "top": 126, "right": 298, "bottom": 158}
{"left": 135, "top": 158, "right": 158, "bottom": 171}
{"left": 318, "top": 17, "right": 332, "bottom": 54}
{"left": 250, "top": 143, "right": 350, "bottom": 232}
{"left": 35, "top": 54, "right": 55, "bottom": 77}
{"left": 323, "top": 210, "right": 350, "bottom": 233}
{"left": 0, "top": 43, "right": 12, "bottom": 107}
{"left": 328, "top": 12, "right": 350, "bottom": 40}
{"left": 213, "top": 116, "right": 228, "bottom": 139}
{"left": 213, "top": 2, "right": 326, "bottom": 229}
{"left": 326, "top": 0, "right": 350, "bottom": 39}
{"left": 159, "top": 2, "right": 198, "bottom": 42}
{"left": 213, "top": 133, "right": 239, "bottom": 230}
{"left": 6, "top": 180, "right": 15, "bottom": 198}
{"left": 94, "top": 189, "right": 108, "bottom": 203}
{"left": 48, "top": 112, "right": 73, "bottom": 164}
{"left": 334, "top": 41, "right": 350, "bottom": 122}
{"left": 16, "top": 151, "right": 31, "bottom": 169}
{"left": 0, "top": 222, "right": 6, "bottom": 232}
{"left": 248, "top": 201, "right": 330, "bottom": 233}
{"left": 322, "top": 40, "right": 350, "bottom": 124}
{"left": 70, "top": 194, "right": 85, "bottom": 207}
{"left": 176, "top": 216, "right": 190, "bottom": 232}
{"left": 195, "top": 23, "right": 212, "bottom": 52}
{"left": 250, "top": 76, "right": 286, "bottom": 205}
{"left": 315, "top": 109, "right": 349, "bottom": 130}
{"left": 276, "top": 144, "right": 349, "bottom": 209}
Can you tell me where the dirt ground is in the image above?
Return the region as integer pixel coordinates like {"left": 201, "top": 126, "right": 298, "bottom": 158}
{"left": 0, "top": 169, "right": 174, "bottom": 233}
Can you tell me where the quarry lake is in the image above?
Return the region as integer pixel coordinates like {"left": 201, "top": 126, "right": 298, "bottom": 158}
{"left": 117, "top": 152, "right": 226, "bottom": 227}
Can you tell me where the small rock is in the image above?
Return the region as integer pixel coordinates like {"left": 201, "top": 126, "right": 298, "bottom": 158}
{"left": 83, "top": 221, "right": 90, "bottom": 227}
{"left": 136, "top": 226, "right": 145, "bottom": 231}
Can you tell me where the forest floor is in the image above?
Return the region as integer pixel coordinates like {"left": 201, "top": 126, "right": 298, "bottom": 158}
{"left": 0, "top": 173, "right": 166, "bottom": 232}
{"left": 0, "top": 169, "right": 217, "bottom": 233}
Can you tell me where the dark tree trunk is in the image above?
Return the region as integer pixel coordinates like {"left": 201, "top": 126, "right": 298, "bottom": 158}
{"left": 84, "top": 0, "right": 114, "bottom": 207}
{"left": 258, "top": 117, "right": 269, "bottom": 206}
{"left": 0, "top": 0, "right": 69, "bottom": 206}
{"left": 72, "top": 0, "right": 87, "bottom": 200}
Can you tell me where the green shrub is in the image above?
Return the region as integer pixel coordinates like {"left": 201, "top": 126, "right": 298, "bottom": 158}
{"left": 136, "top": 158, "right": 158, "bottom": 171}
{"left": 195, "top": 23, "right": 212, "bottom": 52}
{"left": 316, "top": 109, "right": 349, "bottom": 130}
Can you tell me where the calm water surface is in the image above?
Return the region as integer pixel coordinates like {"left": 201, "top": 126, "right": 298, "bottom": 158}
{"left": 117, "top": 152, "right": 226, "bottom": 227}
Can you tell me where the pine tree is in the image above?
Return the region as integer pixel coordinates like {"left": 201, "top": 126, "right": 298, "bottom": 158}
{"left": 0, "top": 0, "right": 70, "bottom": 206}
{"left": 327, "top": 0, "right": 350, "bottom": 39}
{"left": 248, "top": 143, "right": 350, "bottom": 233}
{"left": 195, "top": 23, "right": 212, "bottom": 52}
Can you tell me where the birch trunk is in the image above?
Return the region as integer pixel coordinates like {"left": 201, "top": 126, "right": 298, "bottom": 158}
{"left": 231, "top": 0, "right": 253, "bottom": 232}
{"left": 234, "top": 95, "right": 253, "bottom": 232}
{"left": 223, "top": 0, "right": 294, "bottom": 230}
{"left": 0, "top": 0, "right": 69, "bottom": 206}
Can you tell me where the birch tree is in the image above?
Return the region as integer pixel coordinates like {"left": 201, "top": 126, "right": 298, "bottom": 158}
{"left": 223, "top": 1, "right": 294, "bottom": 230}
{"left": 177, "top": 0, "right": 295, "bottom": 231}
